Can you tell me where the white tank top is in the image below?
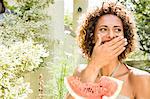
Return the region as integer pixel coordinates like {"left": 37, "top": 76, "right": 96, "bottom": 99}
{"left": 117, "top": 95, "right": 130, "bottom": 99}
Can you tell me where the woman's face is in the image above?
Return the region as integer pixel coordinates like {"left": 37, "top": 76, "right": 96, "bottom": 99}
{"left": 94, "top": 14, "right": 124, "bottom": 43}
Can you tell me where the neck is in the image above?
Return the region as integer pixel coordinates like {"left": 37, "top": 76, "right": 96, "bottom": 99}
{"left": 101, "top": 58, "right": 121, "bottom": 76}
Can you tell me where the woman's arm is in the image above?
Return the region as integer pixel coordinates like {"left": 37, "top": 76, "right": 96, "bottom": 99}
{"left": 133, "top": 74, "right": 150, "bottom": 99}
{"left": 65, "top": 63, "right": 100, "bottom": 99}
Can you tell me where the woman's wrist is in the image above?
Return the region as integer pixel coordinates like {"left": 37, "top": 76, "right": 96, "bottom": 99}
{"left": 80, "top": 62, "right": 101, "bottom": 83}
{"left": 88, "top": 60, "right": 101, "bottom": 70}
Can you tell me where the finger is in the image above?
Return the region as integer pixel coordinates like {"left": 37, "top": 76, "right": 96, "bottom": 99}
{"left": 95, "top": 34, "right": 102, "bottom": 47}
{"left": 113, "top": 44, "right": 126, "bottom": 57}
{"left": 111, "top": 38, "right": 127, "bottom": 50}
{"left": 114, "top": 47, "right": 125, "bottom": 57}
{"left": 107, "top": 36, "right": 124, "bottom": 46}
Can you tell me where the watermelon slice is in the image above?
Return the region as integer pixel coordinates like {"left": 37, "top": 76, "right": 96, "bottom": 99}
{"left": 64, "top": 76, "right": 123, "bottom": 99}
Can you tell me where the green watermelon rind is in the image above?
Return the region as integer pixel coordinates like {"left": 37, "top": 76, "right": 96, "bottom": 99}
{"left": 64, "top": 76, "right": 123, "bottom": 99}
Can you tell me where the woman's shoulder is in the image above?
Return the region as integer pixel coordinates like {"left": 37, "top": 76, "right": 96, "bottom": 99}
{"left": 127, "top": 66, "right": 150, "bottom": 78}
{"left": 127, "top": 66, "right": 150, "bottom": 83}
{"left": 127, "top": 66, "right": 150, "bottom": 98}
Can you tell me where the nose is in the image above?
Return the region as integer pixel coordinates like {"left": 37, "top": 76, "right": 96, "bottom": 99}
{"left": 108, "top": 30, "right": 115, "bottom": 39}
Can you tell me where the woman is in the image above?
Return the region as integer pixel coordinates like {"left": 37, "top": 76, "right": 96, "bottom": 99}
{"left": 66, "top": 1, "right": 150, "bottom": 99}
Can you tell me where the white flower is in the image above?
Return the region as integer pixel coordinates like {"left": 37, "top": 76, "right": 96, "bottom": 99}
{"left": 0, "top": 73, "right": 2, "bottom": 79}
{"left": 0, "top": 40, "right": 48, "bottom": 98}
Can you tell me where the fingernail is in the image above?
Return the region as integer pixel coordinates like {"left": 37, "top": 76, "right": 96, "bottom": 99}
{"left": 125, "top": 41, "right": 128, "bottom": 45}
{"left": 124, "top": 38, "right": 127, "bottom": 41}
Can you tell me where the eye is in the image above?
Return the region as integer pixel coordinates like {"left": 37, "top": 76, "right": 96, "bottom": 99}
{"left": 99, "top": 28, "right": 107, "bottom": 32}
{"left": 114, "top": 28, "right": 122, "bottom": 32}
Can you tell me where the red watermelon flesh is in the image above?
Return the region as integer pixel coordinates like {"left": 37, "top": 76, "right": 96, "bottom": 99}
{"left": 64, "top": 76, "right": 123, "bottom": 99}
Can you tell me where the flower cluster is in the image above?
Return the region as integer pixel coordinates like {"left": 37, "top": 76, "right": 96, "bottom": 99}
{"left": 0, "top": 14, "right": 50, "bottom": 46}
{"left": 0, "top": 40, "right": 49, "bottom": 98}
{"left": 0, "top": 0, "right": 52, "bottom": 98}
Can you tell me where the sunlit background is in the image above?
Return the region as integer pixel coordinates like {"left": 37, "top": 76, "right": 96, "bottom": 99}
{"left": 0, "top": 0, "right": 149, "bottom": 99}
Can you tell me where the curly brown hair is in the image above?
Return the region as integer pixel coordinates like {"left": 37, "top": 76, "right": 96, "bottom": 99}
{"left": 76, "top": 1, "right": 137, "bottom": 61}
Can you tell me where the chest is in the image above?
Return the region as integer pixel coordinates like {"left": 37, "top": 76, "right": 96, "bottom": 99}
{"left": 119, "top": 74, "right": 135, "bottom": 99}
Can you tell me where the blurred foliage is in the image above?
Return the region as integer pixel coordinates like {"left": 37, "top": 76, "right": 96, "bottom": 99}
{"left": 126, "top": 49, "right": 148, "bottom": 60}
{"left": 64, "top": 14, "right": 76, "bottom": 37}
{"left": 126, "top": 49, "right": 150, "bottom": 73}
{"left": 1, "top": 0, "right": 54, "bottom": 46}
{"left": 4, "top": 0, "right": 54, "bottom": 11}
{"left": 0, "top": 0, "right": 54, "bottom": 98}
{"left": 46, "top": 41, "right": 76, "bottom": 99}
{"left": 64, "top": 14, "right": 73, "bottom": 28}
{"left": 118, "top": 0, "right": 150, "bottom": 54}
{"left": 132, "top": 0, "right": 150, "bottom": 53}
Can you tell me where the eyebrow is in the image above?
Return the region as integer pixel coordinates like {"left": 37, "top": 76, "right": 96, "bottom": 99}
{"left": 99, "top": 25, "right": 122, "bottom": 28}
{"left": 99, "top": 25, "right": 107, "bottom": 27}
{"left": 114, "top": 26, "right": 121, "bottom": 28}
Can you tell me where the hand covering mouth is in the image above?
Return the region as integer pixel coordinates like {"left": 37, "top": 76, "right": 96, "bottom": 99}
{"left": 102, "top": 36, "right": 119, "bottom": 44}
